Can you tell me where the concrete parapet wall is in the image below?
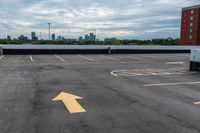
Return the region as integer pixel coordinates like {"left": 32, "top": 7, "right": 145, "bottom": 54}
{"left": 0, "top": 45, "right": 197, "bottom": 54}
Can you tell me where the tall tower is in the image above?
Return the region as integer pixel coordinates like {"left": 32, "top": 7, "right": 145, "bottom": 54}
{"left": 180, "top": 5, "right": 200, "bottom": 45}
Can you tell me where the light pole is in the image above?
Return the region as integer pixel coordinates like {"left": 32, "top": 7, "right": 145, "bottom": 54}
{"left": 48, "top": 23, "right": 51, "bottom": 40}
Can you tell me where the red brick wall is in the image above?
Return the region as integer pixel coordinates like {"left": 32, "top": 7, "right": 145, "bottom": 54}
{"left": 197, "top": 8, "right": 200, "bottom": 45}
{"left": 180, "top": 10, "right": 190, "bottom": 45}
{"left": 180, "top": 7, "right": 200, "bottom": 45}
{"left": 192, "top": 8, "right": 199, "bottom": 45}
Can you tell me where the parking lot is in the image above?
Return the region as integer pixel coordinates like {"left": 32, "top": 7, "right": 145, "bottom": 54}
{"left": 0, "top": 53, "right": 200, "bottom": 133}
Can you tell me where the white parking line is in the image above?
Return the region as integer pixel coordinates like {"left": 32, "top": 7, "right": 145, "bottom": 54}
{"left": 144, "top": 81, "right": 200, "bottom": 87}
{"left": 0, "top": 55, "right": 4, "bottom": 60}
{"left": 125, "top": 56, "right": 144, "bottom": 60}
{"left": 55, "top": 55, "right": 65, "bottom": 61}
{"left": 101, "top": 55, "right": 120, "bottom": 61}
{"left": 194, "top": 102, "right": 200, "bottom": 105}
{"left": 111, "top": 71, "right": 119, "bottom": 77}
{"left": 111, "top": 69, "right": 195, "bottom": 77}
{"left": 78, "top": 55, "right": 94, "bottom": 61}
{"left": 120, "top": 72, "right": 194, "bottom": 77}
{"left": 29, "top": 55, "right": 33, "bottom": 62}
{"left": 165, "top": 62, "right": 185, "bottom": 65}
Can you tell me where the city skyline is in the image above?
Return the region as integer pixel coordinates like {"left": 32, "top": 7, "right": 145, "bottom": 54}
{"left": 0, "top": 0, "right": 199, "bottom": 39}
{"left": 3, "top": 31, "right": 98, "bottom": 41}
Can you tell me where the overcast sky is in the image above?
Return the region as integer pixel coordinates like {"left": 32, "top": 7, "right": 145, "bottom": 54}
{"left": 0, "top": 0, "right": 199, "bottom": 39}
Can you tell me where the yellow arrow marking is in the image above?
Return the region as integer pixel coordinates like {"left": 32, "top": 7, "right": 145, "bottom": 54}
{"left": 52, "top": 92, "right": 86, "bottom": 114}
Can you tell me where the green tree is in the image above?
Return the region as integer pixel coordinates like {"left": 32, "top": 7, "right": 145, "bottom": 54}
{"left": 111, "top": 40, "right": 121, "bottom": 45}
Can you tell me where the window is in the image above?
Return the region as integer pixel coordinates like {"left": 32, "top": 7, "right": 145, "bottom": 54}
{"left": 191, "top": 10, "right": 194, "bottom": 14}
{"left": 190, "top": 29, "right": 193, "bottom": 33}
{"left": 190, "top": 16, "right": 193, "bottom": 21}
{"left": 190, "top": 23, "right": 193, "bottom": 27}
{"left": 189, "top": 35, "right": 192, "bottom": 40}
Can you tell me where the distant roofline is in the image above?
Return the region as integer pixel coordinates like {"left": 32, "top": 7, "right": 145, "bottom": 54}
{"left": 183, "top": 5, "right": 200, "bottom": 10}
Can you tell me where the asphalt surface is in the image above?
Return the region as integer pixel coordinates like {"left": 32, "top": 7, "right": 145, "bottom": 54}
{"left": 0, "top": 54, "right": 200, "bottom": 133}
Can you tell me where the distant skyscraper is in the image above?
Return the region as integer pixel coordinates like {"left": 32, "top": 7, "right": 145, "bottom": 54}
{"left": 31, "top": 32, "right": 36, "bottom": 40}
{"left": 18, "top": 35, "right": 28, "bottom": 41}
{"left": 85, "top": 34, "right": 89, "bottom": 41}
{"left": 89, "top": 33, "right": 95, "bottom": 41}
{"left": 57, "top": 36, "right": 62, "bottom": 41}
{"left": 84, "top": 33, "right": 96, "bottom": 41}
{"left": 7, "top": 35, "right": 11, "bottom": 40}
{"left": 31, "top": 32, "right": 38, "bottom": 41}
{"left": 104, "top": 38, "right": 117, "bottom": 42}
{"left": 79, "top": 36, "right": 83, "bottom": 41}
{"left": 52, "top": 33, "right": 55, "bottom": 41}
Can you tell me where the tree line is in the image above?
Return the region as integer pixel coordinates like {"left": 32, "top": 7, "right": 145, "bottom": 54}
{"left": 0, "top": 38, "right": 180, "bottom": 45}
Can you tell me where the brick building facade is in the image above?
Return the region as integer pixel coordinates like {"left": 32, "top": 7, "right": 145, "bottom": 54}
{"left": 180, "top": 5, "right": 200, "bottom": 45}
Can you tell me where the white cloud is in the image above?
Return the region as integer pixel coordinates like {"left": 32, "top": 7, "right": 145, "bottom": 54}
{"left": 0, "top": 0, "right": 199, "bottom": 39}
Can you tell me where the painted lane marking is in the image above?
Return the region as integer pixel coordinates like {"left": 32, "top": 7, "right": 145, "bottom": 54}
{"left": 125, "top": 56, "right": 145, "bottom": 60}
{"left": 55, "top": 55, "right": 65, "bottom": 61}
{"left": 144, "top": 82, "right": 200, "bottom": 87}
{"left": 0, "top": 55, "right": 4, "bottom": 60}
{"left": 101, "top": 55, "right": 120, "bottom": 61}
{"left": 78, "top": 55, "right": 94, "bottom": 61}
{"left": 111, "top": 69, "right": 195, "bottom": 77}
{"left": 53, "top": 92, "right": 86, "bottom": 114}
{"left": 166, "top": 62, "right": 186, "bottom": 65}
{"left": 194, "top": 102, "right": 200, "bottom": 105}
{"left": 116, "top": 72, "right": 194, "bottom": 77}
{"left": 111, "top": 71, "right": 119, "bottom": 77}
{"left": 29, "top": 55, "right": 33, "bottom": 62}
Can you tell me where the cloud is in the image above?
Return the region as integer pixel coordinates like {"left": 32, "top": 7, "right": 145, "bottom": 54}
{"left": 0, "top": 0, "right": 199, "bottom": 39}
